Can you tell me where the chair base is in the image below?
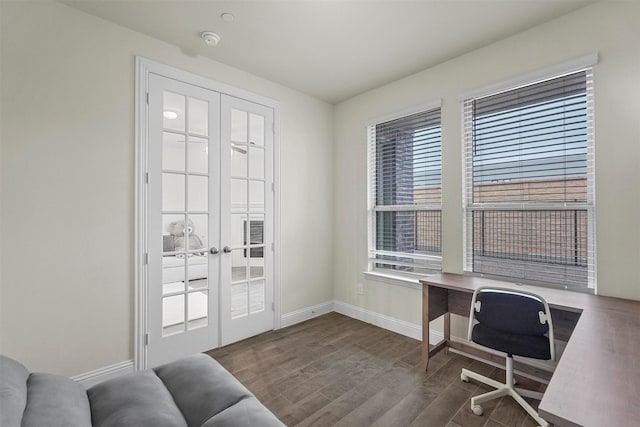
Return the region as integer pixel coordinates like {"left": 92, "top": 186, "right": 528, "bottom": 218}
{"left": 461, "top": 357, "right": 549, "bottom": 427}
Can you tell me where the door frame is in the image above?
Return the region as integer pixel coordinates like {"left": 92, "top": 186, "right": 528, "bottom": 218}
{"left": 134, "top": 57, "right": 281, "bottom": 370}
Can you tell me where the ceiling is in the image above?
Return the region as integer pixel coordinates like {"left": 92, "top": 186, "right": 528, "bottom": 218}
{"left": 61, "top": 0, "right": 593, "bottom": 104}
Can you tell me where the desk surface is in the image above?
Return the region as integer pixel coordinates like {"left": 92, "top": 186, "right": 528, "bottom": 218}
{"left": 420, "top": 273, "right": 640, "bottom": 427}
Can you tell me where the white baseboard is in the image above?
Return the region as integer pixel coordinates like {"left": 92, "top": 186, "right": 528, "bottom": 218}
{"left": 280, "top": 300, "right": 335, "bottom": 328}
{"left": 79, "top": 302, "right": 438, "bottom": 387}
{"left": 333, "top": 300, "right": 443, "bottom": 345}
{"left": 71, "top": 359, "right": 134, "bottom": 389}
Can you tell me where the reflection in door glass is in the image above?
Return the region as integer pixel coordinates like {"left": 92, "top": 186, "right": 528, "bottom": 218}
{"left": 231, "top": 283, "right": 248, "bottom": 319}
{"left": 188, "top": 175, "right": 208, "bottom": 212}
{"left": 188, "top": 137, "right": 208, "bottom": 174}
{"left": 231, "top": 109, "right": 248, "bottom": 142}
{"left": 231, "top": 214, "right": 246, "bottom": 248}
{"left": 163, "top": 132, "right": 185, "bottom": 172}
{"left": 231, "top": 179, "right": 248, "bottom": 211}
{"left": 231, "top": 248, "right": 248, "bottom": 283}
{"left": 187, "top": 214, "right": 208, "bottom": 251}
{"left": 163, "top": 92, "right": 185, "bottom": 132}
{"left": 249, "top": 181, "right": 264, "bottom": 211}
{"left": 249, "top": 114, "right": 264, "bottom": 146}
{"left": 162, "top": 173, "right": 185, "bottom": 211}
{"left": 188, "top": 98, "right": 208, "bottom": 136}
{"left": 162, "top": 294, "right": 185, "bottom": 336}
{"left": 188, "top": 290, "right": 208, "bottom": 330}
{"left": 248, "top": 216, "right": 265, "bottom": 280}
{"left": 188, "top": 254, "right": 208, "bottom": 290}
{"left": 249, "top": 147, "right": 264, "bottom": 179}
{"left": 250, "top": 280, "right": 265, "bottom": 314}
{"left": 230, "top": 144, "right": 247, "bottom": 177}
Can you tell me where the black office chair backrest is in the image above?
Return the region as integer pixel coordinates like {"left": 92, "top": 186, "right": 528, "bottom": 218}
{"left": 473, "top": 288, "right": 549, "bottom": 336}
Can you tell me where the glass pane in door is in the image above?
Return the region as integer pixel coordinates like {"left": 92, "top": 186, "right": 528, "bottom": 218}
{"left": 163, "top": 132, "right": 185, "bottom": 172}
{"left": 249, "top": 280, "right": 265, "bottom": 314}
{"left": 231, "top": 283, "right": 248, "bottom": 319}
{"left": 231, "top": 179, "right": 248, "bottom": 211}
{"left": 231, "top": 145, "right": 247, "bottom": 177}
{"left": 162, "top": 294, "right": 185, "bottom": 336}
{"left": 188, "top": 290, "right": 208, "bottom": 330}
{"left": 162, "top": 173, "right": 185, "bottom": 211}
{"left": 160, "top": 90, "right": 212, "bottom": 340}
{"left": 188, "top": 175, "right": 208, "bottom": 212}
{"left": 249, "top": 114, "right": 264, "bottom": 146}
{"left": 188, "top": 98, "right": 208, "bottom": 136}
{"left": 163, "top": 92, "right": 185, "bottom": 132}
{"left": 249, "top": 181, "right": 264, "bottom": 211}
{"left": 231, "top": 109, "right": 248, "bottom": 142}
{"left": 249, "top": 147, "right": 264, "bottom": 179}
{"left": 188, "top": 136, "right": 208, "bottom": 174}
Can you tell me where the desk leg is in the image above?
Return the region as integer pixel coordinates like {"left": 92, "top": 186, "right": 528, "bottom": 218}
{"left": 422, "top": 284, "right": 449, "bottom": 371}
{"left": 422, "top": 284, "right": 430, "bottom": 371}
{"left": 443, "top": 312, "right": 451, "bottom": 354}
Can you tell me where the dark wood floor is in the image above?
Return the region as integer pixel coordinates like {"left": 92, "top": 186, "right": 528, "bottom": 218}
{"left": 206, "top": 312, "right": 545, "bottom": 427}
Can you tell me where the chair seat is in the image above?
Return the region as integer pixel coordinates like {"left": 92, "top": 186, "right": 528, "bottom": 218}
{"left": 472, "top": 323, "right": 551, "bottom": 360}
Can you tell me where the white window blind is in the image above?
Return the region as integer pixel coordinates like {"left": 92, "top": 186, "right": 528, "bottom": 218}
{"left": 368, "top": 107, "right": 442, "bottom": 275}
{"left": 463, "top": 69, "right": 596, "bottom": 289}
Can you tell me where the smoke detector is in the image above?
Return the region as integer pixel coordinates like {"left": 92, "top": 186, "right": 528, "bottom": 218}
{"left": 201, "top": 31, "right": 221, "bottom": 46}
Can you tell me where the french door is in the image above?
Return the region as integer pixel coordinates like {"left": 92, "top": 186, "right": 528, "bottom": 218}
{"left": 146, "top": 73, "right": 274, "bottom": 367}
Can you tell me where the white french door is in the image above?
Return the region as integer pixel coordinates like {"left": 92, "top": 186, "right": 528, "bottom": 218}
{"left": 145, "top": 72, "right": 274, "bottom": 367}
{"left": 220, "top": 95, "right": 274, "bottom": 345}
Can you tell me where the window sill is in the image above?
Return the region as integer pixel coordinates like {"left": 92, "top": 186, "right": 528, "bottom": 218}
{"left": 363, "top": 271, "right": 424, "bottom": 290}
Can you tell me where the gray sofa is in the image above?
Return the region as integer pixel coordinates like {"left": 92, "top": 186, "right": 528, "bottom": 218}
{"left": 0, "top": 353, "right": 284, "bottom": 427}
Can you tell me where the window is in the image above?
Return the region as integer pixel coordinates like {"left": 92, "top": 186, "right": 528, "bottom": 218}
{"left": 243, "top": 219, "right": 264, "bottom": 258}
{"left": 368, "top": 104, "right": 442, "bottom": 275}
{"left": 463, "top": 68, "right": 595, "bottom": 290}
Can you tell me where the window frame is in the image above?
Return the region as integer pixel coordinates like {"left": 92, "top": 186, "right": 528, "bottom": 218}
{"left": 461, "top": 56, "right": 598, "bottom": 292}
{"left": 366, "top": 100, "right": 443, "bottom": 279}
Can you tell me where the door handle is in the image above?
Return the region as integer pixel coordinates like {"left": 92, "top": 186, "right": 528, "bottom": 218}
{"left": 223, "top": 246, "right": 231, "bottom": 253}
{"left": 210, "top": 247, "right": 219, "bottom": 255}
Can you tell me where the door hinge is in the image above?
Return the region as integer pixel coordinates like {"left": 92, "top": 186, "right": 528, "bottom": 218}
{"left": 271, "top": 242, "right": 275, "bottom": 252}
{"left": 271, "top": 182, "right": 275, "bottom": 192}
{"left": 146, "top": 92, "right": 149, "bottom": 105}
{"left": 144, "top": 333, "right": 149, "bottom": 346}
{"left": 145, "top": 253, "right": 148, "bottom": 265}
{"left": 145, "top": 172, "right": 149, "bottom": 184}
{"left": 272, "top": 302, "right": 275, "bottom": 312}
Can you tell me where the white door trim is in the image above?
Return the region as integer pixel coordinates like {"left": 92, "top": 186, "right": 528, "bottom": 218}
{"left": 134, "top": 56, "right": 281, "bottom": 370}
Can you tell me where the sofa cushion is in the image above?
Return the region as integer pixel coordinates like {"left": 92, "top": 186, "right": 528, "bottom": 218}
{"left": 153, "top": 353, "right": 256, "bottom": 427}
{"left": 201, "top": 396, "right": 285, "bottom": 427}
{"left": 88, "top": 370, "right": 187, "bottom": 427}
{"left": 0, "top": 355, "right": 30, "bottom": 427}
{"left": 21, "top": 372, "right": 92, "bottom": 427}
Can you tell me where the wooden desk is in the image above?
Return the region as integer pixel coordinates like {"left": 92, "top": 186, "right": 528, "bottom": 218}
{"left": 420, "top": 273, "right": 640, "bottom": 427}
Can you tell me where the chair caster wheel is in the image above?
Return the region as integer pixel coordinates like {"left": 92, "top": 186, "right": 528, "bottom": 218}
{"left": 461, "top": 373, "right": 469, "bottom": 382}
{"left": 472, "top": 404, "right": 483, "bottom": 416}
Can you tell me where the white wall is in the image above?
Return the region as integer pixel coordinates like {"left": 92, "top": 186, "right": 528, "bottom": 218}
{"left": 333, "top": 1, "right": 640, "bottom": 328}
{"left": 0, "top": 0, "right": 333, "bottom": 375}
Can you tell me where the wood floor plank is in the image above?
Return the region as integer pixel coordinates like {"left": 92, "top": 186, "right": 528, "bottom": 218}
{"left": 489, "top": 396, "right": 529, "bottom": 427}
{"left": 408, "top": 383, "right": 473, "bottom": 427}
{"left": 203, "top": 313, "right": 546, "bottom": 427}
{"left": 370, "top": 390, "right": 431, "bottom": 427}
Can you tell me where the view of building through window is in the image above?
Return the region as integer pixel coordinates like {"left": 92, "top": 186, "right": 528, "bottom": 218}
{"left": 368, "top": 70, "right": 594, "bottom": 288}
{"left": 369, "top": 107, "right": 442, "bottom": 274}
{"left": 464, "top": 69, "right": 594, "bottom": 288}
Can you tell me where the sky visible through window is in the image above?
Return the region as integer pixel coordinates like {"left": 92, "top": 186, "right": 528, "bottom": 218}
{"left": 411, "top": 92, "right": 587, "bottom": 187}
{"left": 473, "top": 93, "right": 587, "bottom": 183}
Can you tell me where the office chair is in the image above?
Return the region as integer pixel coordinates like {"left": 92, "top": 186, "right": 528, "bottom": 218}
{"left": 460, "top": 287, "right": 555, "bottom": 427}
